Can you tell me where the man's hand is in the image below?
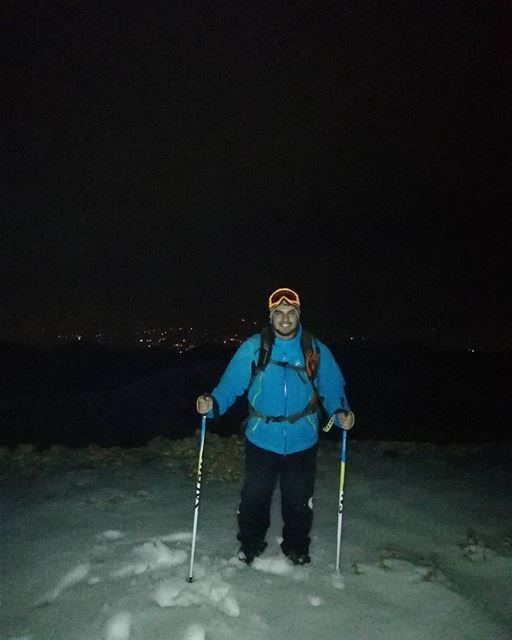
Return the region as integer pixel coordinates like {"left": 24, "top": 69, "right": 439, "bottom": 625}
{"left": 196, "top": 394, "right": 213, "bottom": 415}
{"left": 337, "top": 410, "right": 355, "bottom": 430}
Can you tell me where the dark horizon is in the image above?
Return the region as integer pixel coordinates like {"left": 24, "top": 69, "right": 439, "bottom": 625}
{"left": 2, "top": 334, "right": 511, "bottom": 450}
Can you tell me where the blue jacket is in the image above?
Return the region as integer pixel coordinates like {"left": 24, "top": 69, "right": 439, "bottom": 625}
{"left": 209, "top": 326, "right": 350, "bottom": 454}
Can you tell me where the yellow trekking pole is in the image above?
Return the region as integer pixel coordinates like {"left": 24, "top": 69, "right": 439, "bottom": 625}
{"left": 323, "top": 412, "right": 351, "bottom": 573}
{"left": 336, "top": 428, "right": 348, "bottom": 573}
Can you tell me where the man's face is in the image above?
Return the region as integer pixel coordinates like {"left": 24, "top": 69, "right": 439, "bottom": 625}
{"left": 270, "top": 302, "right": 300, "bottom": 339}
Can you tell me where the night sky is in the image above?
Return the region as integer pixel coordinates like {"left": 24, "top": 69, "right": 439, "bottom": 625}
{"left": 4, "top": 1, "right": 510, "bottom": 349}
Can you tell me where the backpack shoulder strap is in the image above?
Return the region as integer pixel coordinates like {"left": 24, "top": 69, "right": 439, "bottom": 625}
{"left": 257, "top": 326, "right": 274, "bottom": 371}
{"left": 301, "top": 329, "right": 320, "bottom": 381}
{"left": 300, "top": 329, "right": 314, "bottom": 354}
{"left": 247, "top": 327, "right": 274, "bottom": 393}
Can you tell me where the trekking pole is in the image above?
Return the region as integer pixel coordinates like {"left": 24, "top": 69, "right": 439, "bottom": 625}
{"left": 187, "top": 415, "right": 207, "bottom": 582}
{"left": 335, "top": 428, "right": 348, "bottom": 573}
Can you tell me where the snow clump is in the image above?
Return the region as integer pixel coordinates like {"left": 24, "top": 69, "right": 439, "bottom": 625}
{"left": 111, "top": 540, "right": 187, "bottom": 578}
{"left": 182, "top": 624, "right": 206, "bottom": 640}
{"left": 104, "top": 612, "right": 132, "bottom": 640}
{"left": 152, "top": 571, "right": 240, "bottom": 618}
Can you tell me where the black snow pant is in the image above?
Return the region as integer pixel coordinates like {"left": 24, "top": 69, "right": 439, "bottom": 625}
{"left": 237, "top": 439, "right": 318, "bottom": 556}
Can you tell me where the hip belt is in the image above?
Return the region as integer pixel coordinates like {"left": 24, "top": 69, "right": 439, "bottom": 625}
{"left": 248, "top": 396, "right": 319, "bottom": 425}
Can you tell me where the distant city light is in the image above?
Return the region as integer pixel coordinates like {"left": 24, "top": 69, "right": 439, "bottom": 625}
{"left": 30, "top": 325, "right": 444, "bottom": 352}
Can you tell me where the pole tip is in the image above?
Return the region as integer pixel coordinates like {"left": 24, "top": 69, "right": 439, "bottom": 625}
{"left": 186, "top": 576, "right": 194, "bottom": 583}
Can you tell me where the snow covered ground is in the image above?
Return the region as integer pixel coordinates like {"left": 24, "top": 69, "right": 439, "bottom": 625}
{"left": 1, "top": 436, "right": 511, "bottom": 640}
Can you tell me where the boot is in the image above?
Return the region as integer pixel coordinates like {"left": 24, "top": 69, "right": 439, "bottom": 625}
{"left": 281, "top": 541, "right": 311, "bottom": 565}
{"left": 237, "top": 540, "right": 267, "bottom": 565}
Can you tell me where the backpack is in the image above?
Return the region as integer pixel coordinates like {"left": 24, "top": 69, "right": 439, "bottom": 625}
{"left": 246, "top": 327, "right": 326, "bottom": 425}
{"left": 253, "top": 326, "right": 320, "bottom": 379}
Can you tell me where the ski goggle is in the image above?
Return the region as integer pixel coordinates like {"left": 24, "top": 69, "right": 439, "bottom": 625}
{"left": 268, "top": 288, "right": 301, "bottom": 310}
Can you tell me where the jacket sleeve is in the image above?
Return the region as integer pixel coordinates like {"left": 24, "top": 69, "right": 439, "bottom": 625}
{"left": 209, "top": 338, "right": 256, "bottom": 416}
{"left": 316, "top": 341, "right": 350, "bottom": 423}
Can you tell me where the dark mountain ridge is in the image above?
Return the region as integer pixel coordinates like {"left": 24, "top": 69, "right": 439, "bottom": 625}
{"left": 1, "top": 341, "right": 510, "bottom": 449}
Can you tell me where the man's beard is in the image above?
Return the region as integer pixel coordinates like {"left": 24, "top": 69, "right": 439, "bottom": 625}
{"left": 274, "top": 325, "right": 296, "bottom": 337}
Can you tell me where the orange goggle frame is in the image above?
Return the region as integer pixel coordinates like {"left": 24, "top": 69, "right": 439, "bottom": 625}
{"left": 268, "top": 288, "right": 301, "bottom": 309}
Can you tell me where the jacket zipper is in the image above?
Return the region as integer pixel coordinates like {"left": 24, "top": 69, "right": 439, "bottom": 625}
{"left": 283, "top": 355, "right": 288, "bottom": 454}
{"left": 250, "top": 372, "right": 264, "bottom": 434}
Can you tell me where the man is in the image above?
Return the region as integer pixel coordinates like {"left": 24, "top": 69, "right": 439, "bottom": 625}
{"left": 196, "top": 287, "right": 354, "bottom": 565}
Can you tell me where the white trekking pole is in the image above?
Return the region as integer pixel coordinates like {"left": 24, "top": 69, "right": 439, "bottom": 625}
{"left": 335, "top": 428, "right": 348, "bottom": 573}
{"left": 187, "top": 415, "right": 207, "bottom": 582}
